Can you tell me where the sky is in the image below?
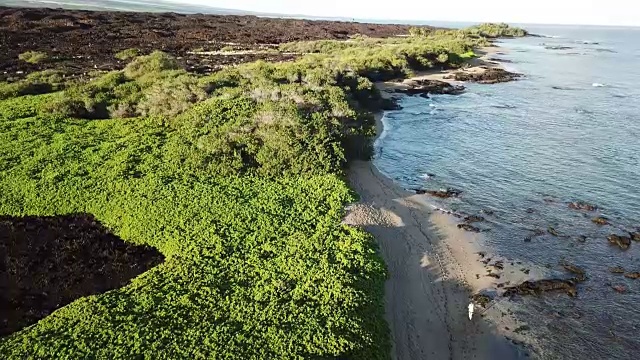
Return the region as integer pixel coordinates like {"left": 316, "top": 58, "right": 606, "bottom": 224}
{"left": 168, "top": 0, "right": 639, "bottom": 26}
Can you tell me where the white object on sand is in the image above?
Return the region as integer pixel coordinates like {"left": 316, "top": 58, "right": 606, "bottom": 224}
{"left": 468, "top": 303, "right": 475, "bottom": 320}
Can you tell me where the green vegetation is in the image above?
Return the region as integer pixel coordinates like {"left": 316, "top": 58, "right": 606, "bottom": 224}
{"left": 0, "top": 23, "right": 521, "bottom": 359}
{"left": 465, "top": 23, "right": 528, "bottom": 38}
{"left": 280, "top": 30, "right": 484, "bottom": 81}
{"left": 18, "top": 51, "right": 48, "bottom": 64}
{"left": 114, "top": 48, "right": 140, "bottom": 60}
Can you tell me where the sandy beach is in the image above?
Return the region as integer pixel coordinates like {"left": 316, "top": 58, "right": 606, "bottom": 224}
{"left": 344, "top": 51, "right": 538, "bottom": 359}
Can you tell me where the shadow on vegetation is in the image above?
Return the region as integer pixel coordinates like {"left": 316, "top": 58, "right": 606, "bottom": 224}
{"left": 0, "top": 214, "right": 164, "bottom": 337}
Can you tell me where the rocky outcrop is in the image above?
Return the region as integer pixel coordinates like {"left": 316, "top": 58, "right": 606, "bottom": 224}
{"left": 415, "top": 188, "right": 462, "bottom": 198}
{"left": 399, "top": 79, "right": 465, "bottom": 96}
{"left": 568, "top": 201, "right": 598, "bottom": 211}
{"left": 447, "top": 68, "right": 521, "bottom": 84}
{"left": 608, "top": 234, "right": 631, "bottom": 250}
{"left": 609, "top": 266, "right": 625, "bottom": 274}
{"left": 592, "top": 217, "right": 609, "bottom": 226}
{"left": 503, "top": 278, "right": 581, "bottom": 298}
{"left": 624, "top": 272, "right": 640, "bottom": 280}
{"left": 458, "top": 223, "right": 481, "bottom": 233}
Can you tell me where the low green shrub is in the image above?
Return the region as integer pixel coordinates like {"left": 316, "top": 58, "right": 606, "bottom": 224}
{"left": 124, "top": 50, "right": 180, "bottom": 79}
{"left": 18, "top": 51, "right": 48, "bottom": 64}
{"left": 114, "top": 48, "right": 140, "bottom": 61}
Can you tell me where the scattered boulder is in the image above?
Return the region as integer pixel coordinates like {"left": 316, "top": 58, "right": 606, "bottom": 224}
{"left": 592, "top": 217, "right": 609, "bottom": 226}
{"left": 471, "top": 293, "right": 492, "bottom": 307}
{"left": 448, "top": 68, "right": 521, "bottom": 84}
{"left": 425, "top": 188, "right": 462, "bottom": 198}
{"left": 492, "top": 260, "right": 505, "bottom": 270}
{"left": 624, "top": 272, "right": 640, "bottom": 280}
{"left": 548, "top": 227, "right": 559, "bottom": 237}
{"left": 630, "top": 232, "right": 640, "bottom": 242}
{"left": 477, "top": 251, "right": 487, "bottom": 258}
{"left": 481, "top": 209, "right": 495, "bottom": 215}
{"left": 487, "top": 273, "right": 501, "bottom": 279}
{"left": 560, "top": 261, "right": 586, "bottom": 281}
{"left": 503, "top": 277, "right": 582, "bottom": 298}
{"left": 577, "top": 235, "right": 588, "bottom": 243}
{"left": 488, "top": 57, "right": 514, "bottom": 63}
{"left": 568, "top": 201, "right": 598, "bottom": 211}
{"left": 525, "top": 228, "right": 546, "bottom": 242}
{"left": 513, "top": 325, "right": 531, "bottom": 334}
{"left": 612, "top": 285, "right": 627, "bottom": 294}
{"left": 608, "top": 234, "right": 631, "bottom": 251}
{"left": 609, "top": 266, "right": 625, "bottom": 274}
{"left": 458, "top": 223, "right": 481, "bottom": 233}
{"left": 400, "top": 79, "right": 466, "bottom": 96}
{"left": 464, "top": 215, "right": 485, "bottom": 223}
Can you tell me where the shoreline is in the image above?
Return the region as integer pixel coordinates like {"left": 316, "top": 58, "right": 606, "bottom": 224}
{"left": 345, "top": 46, "right": 536, "bottom": 359}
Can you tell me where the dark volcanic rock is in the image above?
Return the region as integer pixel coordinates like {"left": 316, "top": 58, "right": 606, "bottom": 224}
{"left": 624, "top": 272, "right": 640, "bottom": 279}
{"left": 560, "top": 261, "right": 586, "bottom": 280}
{"left": 568, "top": 201, "right": 598, "bottom": 211}
{"left": 503, "top": 277, "right": 583, "bottom": 298}
{"left": 458, "top": 223, "right": 481, "bottom": 233}
{"left": 471, "top": 293, "right": 492, "bottom": 307}
{"left": 547, "top": 227, "right": 559, "bottom": 237}
{"left": 608, "top": 234, "right": 632, "bottom": 250}
{"left": 425, "top": 188, "right": 462, "bottom": 198}
{"left": 0, "top": 6, "right": 431, "bottom": 80}
{"left": 449, "top": 68, "right": 521, "bottom": 84}
{"left": 630, "top": 232, "right": 640, "bottom": 242}
{"left": 464, "top": 215, "right": 485, "bottom": 223}
{"left": 609, "top": 266, "right": 625, "bottom": 274}
{"left": 592, "top": 217, "right": 609, "bottom": 226}
{"left": 400, "top": 79, "right": 465, "bottom": 96}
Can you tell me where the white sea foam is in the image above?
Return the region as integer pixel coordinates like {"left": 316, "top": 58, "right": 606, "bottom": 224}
{"left": 592, "top": 83, "right": 606, "bottom": 87}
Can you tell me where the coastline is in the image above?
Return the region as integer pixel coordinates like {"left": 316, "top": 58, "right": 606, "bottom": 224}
{"left": 344, "top": 46, "right": 535, "bottom": 359}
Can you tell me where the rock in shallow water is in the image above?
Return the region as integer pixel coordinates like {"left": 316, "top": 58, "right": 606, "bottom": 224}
{"left": 448, "top": 68, "right": 521, "bottom": 84}
{"left": 568, "top": 201, "right": 598, "bottom": 211}
{"left": 399, "top": 79, "right": 465, "bottom": 96}
{"left": 608, "top": 234, "right": 632, "bottom": 250}
{"left": 592, "top": 216, "right": 609, "bottom": 226}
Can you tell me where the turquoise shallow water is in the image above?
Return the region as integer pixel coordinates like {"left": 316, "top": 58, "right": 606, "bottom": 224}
{"left": 375, "top": 26, "right": 640, "bottom": 359}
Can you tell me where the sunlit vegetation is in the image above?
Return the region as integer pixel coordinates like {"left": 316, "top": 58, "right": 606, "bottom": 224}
{"left": 114, "top": 48, "right": 141, "bottom": 61}
{"left": 464, "top": 23, "right": 528, "bottom": 38}
{"left": 0, "top": 23, "right": 521, "bottom": 359}
{"left": 18, "top": 51, "right": 48, "bottom": 64}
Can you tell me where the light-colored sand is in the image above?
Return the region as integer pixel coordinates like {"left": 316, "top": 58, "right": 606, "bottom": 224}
{"left": 345, "top": 107, "right": 537, "bottom": 358}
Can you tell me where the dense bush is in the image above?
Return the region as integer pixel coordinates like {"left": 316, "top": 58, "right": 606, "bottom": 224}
{"left": 124, "top": 50, "right": 180, "bottom": 79}
{"left": 18, "top": 51, "right": 48, "bottom": 64}
{"left": 0, "top": 70, "right": 66, "bottom": 101}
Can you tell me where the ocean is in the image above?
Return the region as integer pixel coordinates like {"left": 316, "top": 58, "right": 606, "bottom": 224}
{"left": 374, "top": 25, "right": 640, "bottom": 359}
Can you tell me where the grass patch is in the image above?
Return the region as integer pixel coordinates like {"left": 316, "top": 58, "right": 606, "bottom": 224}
{"left": 18, "top": 51, "right": 48, "bottom": 64}
{"left": 114, "top": 48, "right": 140, "bottom": 61}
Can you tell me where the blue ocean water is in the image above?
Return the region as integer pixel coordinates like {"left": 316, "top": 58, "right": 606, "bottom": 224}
{"left": 374, "top": 25, "right": 640, "bottom": 359}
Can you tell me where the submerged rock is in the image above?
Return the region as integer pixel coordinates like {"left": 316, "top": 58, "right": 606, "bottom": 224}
{"left": 458, "top": 223, "right": 481, "bottom": 233}
{"left": 449, "top": 68, "right": 521, "bottom": 84}
{"left": 612, "top": 285, "right": 627, "bottom": 294}
{"left": 464, "top": 215, "right": 485, "bottom": 223}
{"left": 560, "top": 261, "right": 587, "bottom": 281}
{"left": 630, "top": 232, "right": 640, "bottom": 242}
{"left": 503, "top": 277, "right": 582, "bottom": 298}
{"left": 609, "top": 266, "right": 626, "bottom": 274}
{"left": 608, "top": 234, "right": 632, "bottom": 250}
{"left": 568, "top": 201, "right": 598, "bottom": 211}
{"left": 471, "top": 293, "right": 492, "bottom": 307}
{"left": 425, "top": 188, "right": 462, "bottom": 198}
{"left": 592, "top": 217, "right": 609, "bottom": 226}
{"left": 548, "top": 227, "right": 559, "bottom": 237}
{"left": 624, "top": 272, "right": 640, "bottom": 279}
{"left": 545, "top": 45, "right": 573, "bottom": 50}
{"left": 400, "top": 79, "right": 465, "bottom": 96}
